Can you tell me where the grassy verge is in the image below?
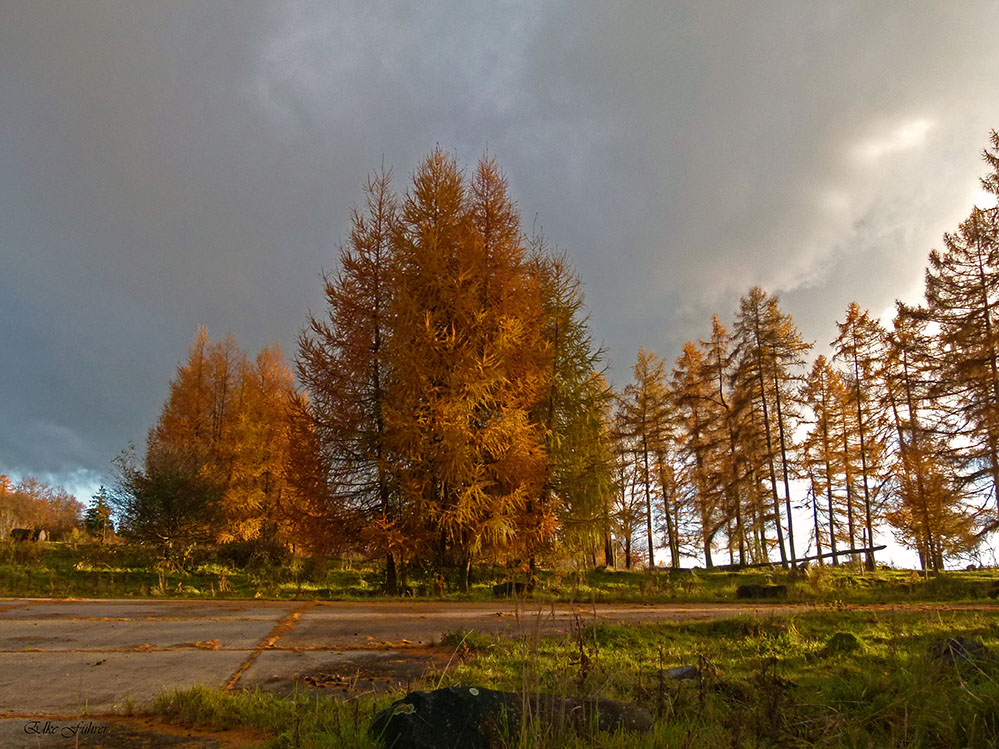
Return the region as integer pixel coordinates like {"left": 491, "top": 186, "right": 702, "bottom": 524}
{"left": 151, "top": 609, "right": 998, "bottom": 747}
{"left": 152, "top": 686, "right": 388, "bottom": 748}
{"left": 442, "top": 608, "right": 999, "bottom": 746}
{"left": 2, "top": 540, "right": 997, "bottom": 604}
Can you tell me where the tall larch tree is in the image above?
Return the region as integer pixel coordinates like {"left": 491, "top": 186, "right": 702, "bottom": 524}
{"left": 922, "top": 136, "right": 999, "bottom": 532}
{"left": 672, "top": 340, "right": 726, "bottom": 567}
{"left": 145, "top": 328, "right": 248, "bottom": 539}
{"left": 833, "top": 303, "right": 890, "bottom": 569}
{"left": 139, "top": 329, "right": 296, "bottom": 547}
{"left": 297, "top": 169, "right": 403, "bottom": 590}
{"left": 223, "top": 345, "right": 295, "bottom": 544}
{"left": 282, "top": 391, "right": 368, "bottom": 557}
{"left": 801, "top": 355, "right": 846, "bottom": 565}
{"left": 384, "top": 150, "right": 547, "bottom": 589}
{"left": 883, "top": 305, "right": 976, "bottom": 569}
{"left": 609, "top": 401, "right": 645, "bottom": 569}
{"left": 619, "top": 348, "right": 675, "bottom": 567}
{"left": 703, "top": 315, "right": 749, "bottom": 565}
{"left": 732, "top": 287, "right": 811, "bottom": 567}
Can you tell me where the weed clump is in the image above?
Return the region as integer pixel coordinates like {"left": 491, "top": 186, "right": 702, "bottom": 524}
{"left": 439, "top": 629, "right": 495, "bottom": 652}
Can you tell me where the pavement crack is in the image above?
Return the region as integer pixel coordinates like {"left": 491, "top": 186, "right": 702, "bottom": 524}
{"left": 225, "top": 602, "right": 313, "bottom": 690}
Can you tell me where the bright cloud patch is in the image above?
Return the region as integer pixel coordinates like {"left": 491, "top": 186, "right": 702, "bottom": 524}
{"left": 853, "top": 118, "right": 935, "bottom": 164}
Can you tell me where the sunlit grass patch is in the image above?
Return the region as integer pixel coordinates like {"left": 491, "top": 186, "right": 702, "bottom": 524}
{"left": 147, "top": 609, "right": 998, "bottom": 746}
{"left": 1, "top": 541, "right": 997, "bottom": 604}
{"left": 435, "top": 609, "right": 998, "bottom": 747}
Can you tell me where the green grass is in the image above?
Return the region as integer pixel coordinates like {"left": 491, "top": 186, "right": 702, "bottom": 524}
{"left": 150, "top": 609, "right": 999, "bottom": 747}
{"left": 1, "top": 540, "right": 997, "bottom": 604}
{"left": 152, "top": 685, "right": 388, "bottom": 748}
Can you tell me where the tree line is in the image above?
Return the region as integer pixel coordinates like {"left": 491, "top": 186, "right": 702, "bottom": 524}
{"left": 616, "top": 133, "right": 999, "bottom": 573}
{"left": 0, "top": 474, "right": 84, "bottom": 539}
{"left": 114, "top": 134, "right": 999, "bottom": 584}
{"left": 115, "top": 149, "right": 610, "bottom": 590}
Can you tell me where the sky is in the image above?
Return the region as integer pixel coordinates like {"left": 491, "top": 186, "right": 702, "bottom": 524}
{"left": 3, "top": 2, "right": 999, "bottom": 563}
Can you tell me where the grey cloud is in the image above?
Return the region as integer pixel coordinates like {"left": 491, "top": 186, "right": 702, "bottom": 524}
{"left": 2, "top": 1, "right": 999, "bottom": 497}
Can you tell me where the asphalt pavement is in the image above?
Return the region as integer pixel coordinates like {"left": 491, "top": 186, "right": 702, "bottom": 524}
{"left": 0, "top": 596, "right": 809, "bottom": 746}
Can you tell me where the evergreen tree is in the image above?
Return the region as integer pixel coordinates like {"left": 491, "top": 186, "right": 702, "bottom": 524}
{"left": 529, "top": 245, "right": 614, "bottom": 569}
{"left": 84, "top": 486, "right": 114, "bottom": 542}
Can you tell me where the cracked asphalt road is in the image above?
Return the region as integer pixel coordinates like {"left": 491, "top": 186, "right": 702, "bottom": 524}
{"left": 0, "top": 597, "right": 808, "bottom": 717}
{"left": 6, "top": 596, "right": 993, "bottom": 723}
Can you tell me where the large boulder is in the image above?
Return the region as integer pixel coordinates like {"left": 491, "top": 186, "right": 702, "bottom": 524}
{"left": 736, "top": 584, "right": 788, "bottom": 599}
{"left": 370, "top": 686, "right": 652, "bottom": 748}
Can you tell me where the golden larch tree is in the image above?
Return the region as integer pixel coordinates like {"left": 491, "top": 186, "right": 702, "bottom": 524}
{"left": 384, "top": 149, "right": 547, "bottom": 588}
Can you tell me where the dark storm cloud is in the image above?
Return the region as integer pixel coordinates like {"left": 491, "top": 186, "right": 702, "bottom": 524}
{"left": 2, "top": 1, "right": 999, "bottom": 497}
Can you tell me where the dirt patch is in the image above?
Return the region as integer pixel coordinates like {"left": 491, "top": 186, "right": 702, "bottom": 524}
{"left": 106, "top": 716, "right": 269, "bottom": 748}
{"left": 0, "top": 714, "right": 268, "bottom": 748}
{"left": 297, "top": 649, "right": 452, "bottom": 696}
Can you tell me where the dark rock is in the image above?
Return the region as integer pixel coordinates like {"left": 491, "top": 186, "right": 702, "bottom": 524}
{"left": 966, "top": 563, "right": 979, "bottom": 571}
{"left": 736, "top": 584, "right": 788, "bottom": 599}
{"left": 370, "top": 686, "right": 652, "bottom": 748}
{"left": 930, "top": 636, "right": 990, "bottom": 666}
{"left": 492, "top": 581, "right": 531, "bottom": 597}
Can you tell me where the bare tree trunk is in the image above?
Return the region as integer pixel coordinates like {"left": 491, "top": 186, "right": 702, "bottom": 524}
{"left": 772, "top": 368, "right": 797, "bottom": 568}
